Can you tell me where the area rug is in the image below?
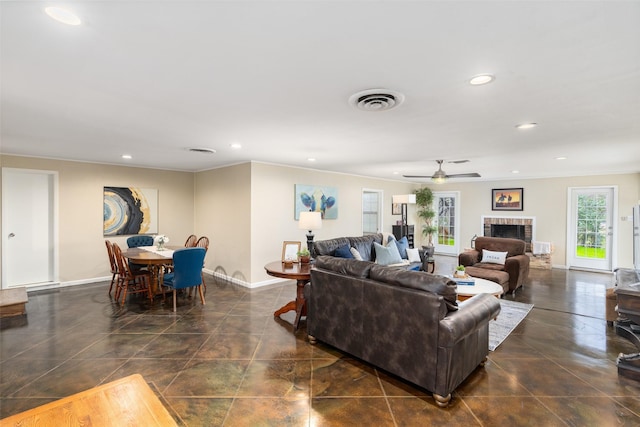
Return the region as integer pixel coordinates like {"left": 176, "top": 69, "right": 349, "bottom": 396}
{"left": 489, "top": 299, "right": 534, "bottom": 351}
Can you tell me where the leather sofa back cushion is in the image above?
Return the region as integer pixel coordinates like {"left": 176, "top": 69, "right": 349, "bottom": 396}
{"left": 369, "top": 265, "right": 458, "bottom": 312}
{"left": 475, "top": 236, "right": 525, "bottom": 257}
{"left": 313, "top": 237, "right": 350, "bottom": 257}
{"left": 348, "top": 234, "right": 383, "bottom": 262}
{"left": 314, "top": 255, "right": 375, "bottom": 279}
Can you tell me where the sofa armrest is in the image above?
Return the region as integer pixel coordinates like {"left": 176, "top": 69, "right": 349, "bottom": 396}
{"left": 458, "top": 250, "right": 480, "bottom": 267}
{"left": 504, "top": 254, "right": 530, "bottom": 289}
{"left": 438, "top": 294, "right": 501, "bottom": 348}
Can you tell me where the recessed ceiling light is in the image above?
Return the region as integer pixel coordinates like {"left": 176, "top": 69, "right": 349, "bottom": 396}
{"left": 307, "top": 158, "right": 316, "bottom": 162}
{"left": 121, "top": 154, "right": 132, "bottom": 160}
{"left": 556, "top": 156, "right": 567, "bottom": 160}
{"left": 516, "top": 123, "right": 537, "bottom": 130}
{"left": 45, "top": 7, "right": 81, "bottom": 26}
{"left": 512, "top": 170, "right": 520, "bottom": 174}
{"left": 393, "top": 171, "right": 399, "bottom": 175}
{"left": 469, "top": 74, "right": 495, "bottom": 85}
{"left": 230, "top": 143, "right": 242, "bottom": 149}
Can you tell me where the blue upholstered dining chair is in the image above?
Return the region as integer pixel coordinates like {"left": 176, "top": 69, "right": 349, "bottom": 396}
{"left": 126, "top": 235, "right": 154, "bottom": 248}
{"left": 162, "top": 247, "right": 206, "bottom": 312}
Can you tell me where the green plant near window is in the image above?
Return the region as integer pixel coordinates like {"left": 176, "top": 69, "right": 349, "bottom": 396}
{"left": 414, "top": 187, "right": 438, "bottom": 247}
{"left": 297, "top": 248, "right": 310, "bottom": 257}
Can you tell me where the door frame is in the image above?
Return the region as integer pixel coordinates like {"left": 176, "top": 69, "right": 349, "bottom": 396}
{"left": 566, "top": 186, "right": 617, "bottom": 272}
{"left": 433, "top": 191, "right": 460, "bottom": 255}
{"left": 2, "top": 168, "right": 60, "bottom": 289}
{"left": 361, "top": 188, "right": 383, "bottom": 235}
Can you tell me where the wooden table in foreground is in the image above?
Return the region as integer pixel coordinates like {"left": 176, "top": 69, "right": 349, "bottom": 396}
{"left": 456, "top": 277, "right": 504, "bottom": 301}
{"left": 265, "top": 260, "right": 312, "bottom": 329}
{"left": 0, "top": 374, "right": 177, "bottom": 426}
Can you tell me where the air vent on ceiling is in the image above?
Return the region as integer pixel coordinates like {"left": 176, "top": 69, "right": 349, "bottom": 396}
{"left": 348, "top": 88, "right": 405, "bottom": 112}
{"left": 188, "top": 148, "right": 217, "bottom": 154}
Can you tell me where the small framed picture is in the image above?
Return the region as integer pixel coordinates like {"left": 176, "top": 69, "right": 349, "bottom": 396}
{"left": 282, "top": 241, "right": 301, "bottom": 262}
{"left": 492, "top": 188, "right": 524, "bottom": 211}
{"left": 392, "top": 203, "right": 402, "bottom": 215}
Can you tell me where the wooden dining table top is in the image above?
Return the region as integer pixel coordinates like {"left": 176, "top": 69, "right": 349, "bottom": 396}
{"left": 121, "top": 246, "right": 177, "bottom": 265}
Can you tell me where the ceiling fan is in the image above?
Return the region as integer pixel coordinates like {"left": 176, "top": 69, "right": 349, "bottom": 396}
{"left": 403, "top": 160, "right": 481, "bottom": 184}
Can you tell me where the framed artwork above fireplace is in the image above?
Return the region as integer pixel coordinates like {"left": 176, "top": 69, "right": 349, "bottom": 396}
{"left": 492, "top": 188, "right": 523, "bottom": 211}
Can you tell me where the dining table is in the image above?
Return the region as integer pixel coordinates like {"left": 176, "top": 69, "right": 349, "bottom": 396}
{"left": 122, "top": 246, "right": 177, "bottom": 294}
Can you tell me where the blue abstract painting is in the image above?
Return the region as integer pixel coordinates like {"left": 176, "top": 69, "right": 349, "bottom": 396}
{"left": 295, "top": 184, "right": 338, "bottom": 220}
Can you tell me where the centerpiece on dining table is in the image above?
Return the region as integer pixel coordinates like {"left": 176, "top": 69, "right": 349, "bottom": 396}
{"left": 154, "top": 234, "right": 170, "bottom": 251}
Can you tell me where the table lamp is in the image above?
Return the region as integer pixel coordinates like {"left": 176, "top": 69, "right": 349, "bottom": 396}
{"left": 299, "top": 211, "right": 322, "bottom": 254}
{"left": 392, "top": 194, "right": 416, "bottom": 226}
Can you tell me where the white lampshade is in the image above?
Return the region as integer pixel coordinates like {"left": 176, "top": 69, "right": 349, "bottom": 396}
{"left": 392, "top": 194, "right": 416, "bottom": 204}
{"left": 298, "top": 211, "right": 322, "bottom": 230}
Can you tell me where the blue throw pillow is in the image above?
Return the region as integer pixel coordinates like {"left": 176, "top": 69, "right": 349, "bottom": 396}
{"left": 394, "top": 236, "right": 409, "bottom": 259}
{"left": 373, "top": 241, "right": 403, "bottom": 265}
{"left": 334, "top": 244, "right": 354, "bottom": 258}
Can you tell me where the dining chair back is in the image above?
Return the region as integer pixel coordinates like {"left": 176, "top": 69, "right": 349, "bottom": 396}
{"left": 195, "top": 236, "right": 209, "bottom": 250}
{"left": 112, "top": 243, "right": 153, "bottom": 306}
{"left": 105, "top": 240, "right": 118, "bottom": 296}
{"left": 195, "top": 236, "right": 210, "bottom": 292}
{"left": 184, "top": 234, "right": 197, "bottom": 247}
{"left": 162, "top": 247, "right": 206, "bottom": 312}
{"left": 126, "top": 235, "right": 154, "bottom": 248}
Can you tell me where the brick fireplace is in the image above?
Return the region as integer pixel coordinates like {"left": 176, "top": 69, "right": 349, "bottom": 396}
{"left": 482, "top": 216, "right": 535, "bottom": 252}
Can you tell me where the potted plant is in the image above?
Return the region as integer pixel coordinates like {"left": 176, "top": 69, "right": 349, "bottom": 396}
{"left": 414, "top": 187, "right": 437, "bottom": 257}
{"left": 454, "top": 265, "right": 466, "bottom": 278}
{"left": 297, "top": 248, "right": 311, "bottom": 264}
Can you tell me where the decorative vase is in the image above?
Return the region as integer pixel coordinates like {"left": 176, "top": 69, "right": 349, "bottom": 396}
{"left": 157, "top": 242, "right": 165, "bottom": 251}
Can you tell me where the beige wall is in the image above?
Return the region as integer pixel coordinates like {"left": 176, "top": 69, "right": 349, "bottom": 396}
{"left": 429, "top": 173, "right": 640, "bottom": 269}
{"left": 249, "top": 162, "right": 417, "bottom": 285}
{"left": 1, "top": 155, "right": 194, "bottom": 283}
{"left": 194, "top": 163, "right": 252, "bottom": 284}
{"left": 2, "top": 154, "right": 638, "bottom": 289}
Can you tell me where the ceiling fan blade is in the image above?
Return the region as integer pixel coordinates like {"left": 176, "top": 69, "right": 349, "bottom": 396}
{"left": 445, "top": 173, "right": 481, "bottom": 178}
{"left": 447, "top": 160, "right": 470, "bottom": 164}
{"left": 402, "top": 175, "right": 432, "bottom": 178}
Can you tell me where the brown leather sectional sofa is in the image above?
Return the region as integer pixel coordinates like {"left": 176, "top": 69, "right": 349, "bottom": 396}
{"left": 306, "top": 255, "right": 501, "bottom": 407}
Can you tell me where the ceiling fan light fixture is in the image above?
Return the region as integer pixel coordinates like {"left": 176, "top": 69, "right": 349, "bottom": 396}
{"left": 431, "top": 175, "right": 446, "bottom": 184}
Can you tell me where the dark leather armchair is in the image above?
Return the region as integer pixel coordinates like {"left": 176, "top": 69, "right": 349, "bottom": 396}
{"left": 458, "top": 236, "right": 529, "bottom": 295}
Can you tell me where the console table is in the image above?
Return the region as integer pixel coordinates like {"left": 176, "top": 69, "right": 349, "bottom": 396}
{"left": 613, "top": 268, "right": 640, "bottom": 380}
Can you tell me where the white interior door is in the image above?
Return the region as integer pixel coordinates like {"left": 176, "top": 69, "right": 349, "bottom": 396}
{"left": 567, "top": 187, "right": 615, "bottom": 271}
{"left": 434, "top": 191, "right": 460, "bottom": 255}
{"left": 2, "top": 168, "right": 58, "bottom": 288}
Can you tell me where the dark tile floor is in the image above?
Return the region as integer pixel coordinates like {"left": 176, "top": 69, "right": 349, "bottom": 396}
{"left": 2, "top": 258, "right": 640, "bottom": 426}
